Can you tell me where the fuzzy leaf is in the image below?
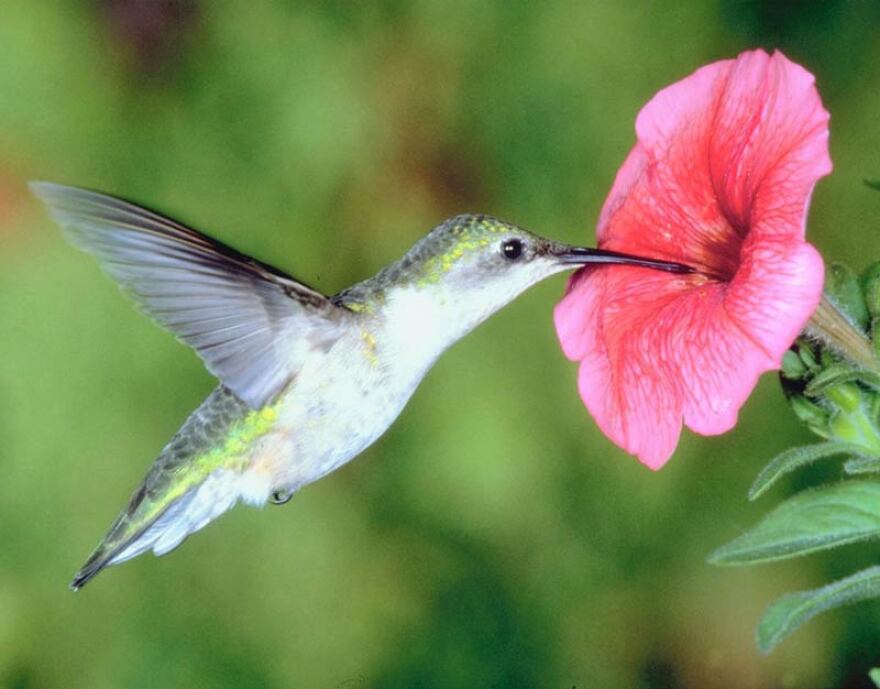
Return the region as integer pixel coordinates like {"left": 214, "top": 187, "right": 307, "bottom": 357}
{"left": 805, "top": 366, "right": 880, "bottom": 396}
{"left": 844, "top": 456, "right": 880, "bottom": 474}
{"left": 749, "top": 442, "right": 862, "bottom": 500}
{"left": 757, "top": 566, "right": 880, "bottom": 654}
{"left": 826, "top": 262, "right": 870, "bottom": 331}
{"left": 709, "top": 482, "right": 880, "bottom": 565}
{"left": 864, "top": 179, "right": 880, "bottom": 191}
{"left": 859, "top": 262, "right": 880, "bottom": 319}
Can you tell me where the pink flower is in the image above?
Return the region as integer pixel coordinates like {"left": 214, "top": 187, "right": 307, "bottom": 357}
{"left": 554, "top": 49, "right": 831, "bottom": 469}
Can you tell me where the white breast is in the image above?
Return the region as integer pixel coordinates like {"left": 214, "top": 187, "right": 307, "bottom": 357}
{"left": 380, "top": 287, "right": 454, "bottom": 374}
{"left": 272, "top": 284, "right": 486, "bottom": 491}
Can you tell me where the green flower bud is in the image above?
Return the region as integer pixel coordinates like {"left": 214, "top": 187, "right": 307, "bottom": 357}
{"left": 826, "top": 261, "right": 869, "bottom": 331}
{"left": 781, "top": 291, "right": 880, "bottom": 450}
{"left": 819, "top": 378, "right": 880, "bottom": 453}
{"left": 797, "top": 343, "right": 821, "bottom": 372}
{"left": 789, "top": 395, "right": 830, "bottom": 435}
{"left": 870, "top": 393, "right": 880, "bottom": 424}
{"left": 823, "top": 381, "right": 863, "bottom": 413}
{"left": 781, "top": 350, "right": 807, "bottom": 380}
{"left": 828, "top": 409, "right": 864, "bottom": 445}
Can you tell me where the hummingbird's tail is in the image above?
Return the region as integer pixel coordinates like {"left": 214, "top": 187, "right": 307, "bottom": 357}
{"left": 71, "top": 468, "right": 266, "bottom": 591}
{"left": 71, "top": 387, "right": 280, "bottom": 591}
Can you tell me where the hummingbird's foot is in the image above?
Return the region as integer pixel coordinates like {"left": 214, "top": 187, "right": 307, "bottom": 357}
{"left": 269, "top": 489, "right": 294, "bottom": 505}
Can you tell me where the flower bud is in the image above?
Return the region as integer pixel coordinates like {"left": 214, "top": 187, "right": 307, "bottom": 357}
{"left": 789, "top": 395, "right": 830, "bottom": 436}
{"left": 797, "top": 344, "right": 820, "bottom": 372}
{"left": 870, "top": 394, "right": 880, "bottom": 423}
{"left": 823, "top": 381, "right": 862, "bottom": 413}
{"left": 781, "top": 350, "right": 807, "bottom": 380}
{"left": 783, "top": 264, "right": 880, "bottom": 451}
{"left": 828, "top": 409, "right": 865, "bottom": 445}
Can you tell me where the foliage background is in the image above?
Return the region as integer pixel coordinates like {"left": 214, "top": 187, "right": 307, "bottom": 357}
{"left": 1, "top": 2, "right": 880, "bottom": 687}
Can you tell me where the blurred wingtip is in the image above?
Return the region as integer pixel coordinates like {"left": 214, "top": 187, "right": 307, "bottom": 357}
{"left": 28, "top": 181, "right": 74, "bottom": 209}
{"left": 69, "top": 557, "right": 107, "bottom": 592}
{"left": 28, "top": 180, "right": 57, "bottom": 197}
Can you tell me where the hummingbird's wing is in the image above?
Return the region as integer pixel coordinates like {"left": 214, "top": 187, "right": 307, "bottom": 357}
{"left": 30, "top": 182, "right": 351, "bottom": 408}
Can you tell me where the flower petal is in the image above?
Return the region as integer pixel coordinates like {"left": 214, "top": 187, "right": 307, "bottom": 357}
{"left": 711, "top": 52, "right": 832, "bottom": 238}
{"left": 598, "top": 50, "right": 831, "bottom": 278}
{"left": 678, "top": 240, "right": 824, "bottom": 436}
{"left": 556, "top": 49, "right": 831, "bottom": 468}
{"left": 559, "top": 242, "right": 822, "bottom": 469}
{"left": 557, "top": 268, "right": 697, "bottom": 469}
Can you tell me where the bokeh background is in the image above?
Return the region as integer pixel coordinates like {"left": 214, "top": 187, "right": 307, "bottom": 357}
{"left": 2, "top": 2, "right": 880, "bottom": 688}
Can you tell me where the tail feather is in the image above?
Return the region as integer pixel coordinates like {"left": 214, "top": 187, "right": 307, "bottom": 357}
{"left": 149, "top": 471, "right": 244, "bottom": 556}
{"left": 108, "top": 490, "right": 199, "bottom": 565}
{"left": 71, "top": 469, "right": 263, "bottom": 590}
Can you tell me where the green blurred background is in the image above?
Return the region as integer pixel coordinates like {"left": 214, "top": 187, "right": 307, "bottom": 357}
{"left": 2, "top": 2, "right": 880, "bottom": 688}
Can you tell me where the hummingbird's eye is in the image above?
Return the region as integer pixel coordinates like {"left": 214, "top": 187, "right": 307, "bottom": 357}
{"left": 501, "top": 238, "right": 524, "bottom": 261}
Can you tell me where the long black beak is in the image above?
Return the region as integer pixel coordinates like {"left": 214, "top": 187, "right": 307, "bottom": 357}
{"left": 553, "top": 245, "right": 695, "bottom": 275}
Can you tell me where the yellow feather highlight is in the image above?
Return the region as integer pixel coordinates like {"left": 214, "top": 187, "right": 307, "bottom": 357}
{"left": 361, "top": 329, "right": 379, "bottom": 367}
{"left": 417, "top": 233, "right": 494, "bottom": 286}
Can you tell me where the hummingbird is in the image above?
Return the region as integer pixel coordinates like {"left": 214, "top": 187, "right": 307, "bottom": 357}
{"left": 31, "top": 182, "right": 692, "bottom": 590}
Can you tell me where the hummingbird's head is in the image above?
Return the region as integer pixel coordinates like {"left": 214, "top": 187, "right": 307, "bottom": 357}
{"left": 336, "top": 214, "right": 692, "bottom": 362}
{"left": 398, "top": 214, "right": 690, "bottom": 299}
{"left": 361, "top": 214, "right": 692, "bottom": 337}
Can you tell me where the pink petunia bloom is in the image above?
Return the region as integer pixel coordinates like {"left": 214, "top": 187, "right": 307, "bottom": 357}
{"left": 554, "top": 49, "right": 831, "bottom": 469}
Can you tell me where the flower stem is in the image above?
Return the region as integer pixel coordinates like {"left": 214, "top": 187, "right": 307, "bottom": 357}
{"left": 806, "top": 294, "right": 878, "bottom": 371}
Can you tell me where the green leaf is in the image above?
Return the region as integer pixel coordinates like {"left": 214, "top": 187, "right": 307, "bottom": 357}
{"left": 870, "top": 668, "right": 880, "bottom": 688}
{"left": 860, "top": 262, "right": 880, "bottom": 318}
{"left": 826, "top": 262, "right": 870, "bottom": 331}
{"left": 805, "top": 365, "right": 880, "bottom": 396}
{"left": 864, "top": 178, "right": 880, "bottom": 191}
{"left": 844, "top": 456, "right": 880, "bottom": 474}
{"left": 757, "top": 566, "right": 880, "bottom": 654}
{"left": 748, "top": 442, "right": 862, "bottom": 500}
{"left": 709, "top": 482, "right": 880, "bottom": 565}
